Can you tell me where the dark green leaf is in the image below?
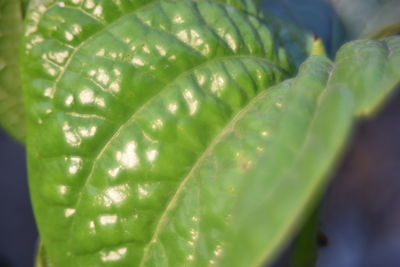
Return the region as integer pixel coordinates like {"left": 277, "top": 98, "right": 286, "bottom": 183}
{"left": 290, "top": 207, "right": 319, "bottom": 267}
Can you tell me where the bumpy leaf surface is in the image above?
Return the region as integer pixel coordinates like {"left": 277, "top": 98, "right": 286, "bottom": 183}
{"left": 22, "top": 0, "right": 400, "bottom": 266}
{"left": 0, "top": 0, "right": 25, "bottom": 141}
{"left": 23, "top": 0, "right": 294, "bottom": 266}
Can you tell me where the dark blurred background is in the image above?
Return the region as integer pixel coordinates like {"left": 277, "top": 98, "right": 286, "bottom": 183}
{"left": 319, "top": 89, "right": 400, "bottom": 267}
{"left": 1, "top": 0, "right": 400, "bottom": 266}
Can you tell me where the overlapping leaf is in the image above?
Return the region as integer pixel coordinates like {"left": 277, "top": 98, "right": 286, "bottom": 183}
{"left": 22, "top": 0, "right": 400, "bottom": 266}
{"left": 217, "top": 37, "right": 400, "bottom": 267}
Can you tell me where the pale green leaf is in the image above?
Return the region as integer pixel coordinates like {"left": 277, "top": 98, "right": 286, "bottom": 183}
{"left": 219, "top": 37, "right": 400, "bottom": 267}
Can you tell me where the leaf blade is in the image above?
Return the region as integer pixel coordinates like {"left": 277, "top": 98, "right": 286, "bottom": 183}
{"left": 22, "top": 1, "right": 295, "bottom": 266}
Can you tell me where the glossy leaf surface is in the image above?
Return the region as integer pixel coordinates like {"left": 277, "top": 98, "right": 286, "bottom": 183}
{"left": 0, "top": 0, "right": 25, "bottom": 141}
{"left": 22, "top": 0, "right": 400, "bottom": 266}
{"left": 23, "top": 0, "right": 294, "bottom": 266}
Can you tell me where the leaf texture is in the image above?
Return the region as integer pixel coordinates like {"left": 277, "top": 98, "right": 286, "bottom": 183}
{"left": 0, "top": 0, "right": 25, "bottom": 141}
{"left": 22, "top": 0, "right": 400, "bottom": 266}
{"left": 22, "top": 0, "right": 296, "bottom": 266}
{"left": 221, "top": 37, "right": 400, "bottom": 267}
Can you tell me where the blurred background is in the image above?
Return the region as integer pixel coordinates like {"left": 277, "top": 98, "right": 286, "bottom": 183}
{"left": 1, "top": 0, "right": 400, "bottom": 266}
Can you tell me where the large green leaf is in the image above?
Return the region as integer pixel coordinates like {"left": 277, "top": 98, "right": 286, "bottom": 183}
{"left": 0, "top": 0, "right": 25, "bottom": 142}
{"left": 22, "top": 0, "right": 298, "bottom": 266}
{"left": 22, "top": 0, "right": 400, "bottom": 266}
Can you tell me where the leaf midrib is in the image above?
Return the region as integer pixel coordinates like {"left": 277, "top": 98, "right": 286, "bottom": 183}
{"left": 67, "top": 55, "right": 281, "bottom": 254}
{"left": 30, "top": 0, "right": 282, "bottom": 259}
{"left": 138, "top": 77, "right": 279, "bottom": 266}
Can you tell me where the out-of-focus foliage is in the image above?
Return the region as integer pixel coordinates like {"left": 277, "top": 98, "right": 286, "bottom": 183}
{"left": 0, "top": 0, "right": 25, "bottom": 142}
{"left": 329, "top": 0, "right": 400, "bottom": 38}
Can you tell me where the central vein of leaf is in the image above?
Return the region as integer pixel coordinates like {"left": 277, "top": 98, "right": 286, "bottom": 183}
{"left": 138, "top": 82, "right": 275, "bottom": 266}
{"left": 67, "top": 55, "right": 279, "bottom": 254}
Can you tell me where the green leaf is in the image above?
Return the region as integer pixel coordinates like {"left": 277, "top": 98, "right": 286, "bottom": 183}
{"left": 223, "top": 37, "right": 400, "bottom": 267}
{"left": 259, "top": 12, "right": 314, "bottom": 70}
{"left": 213, "top": 0, "right": 261, "bottom": 16}
{"left": 216, "top": 56, "right": 353, "bottom": 267}
{"left": 22, "top": 0, "right": 300, "bottom": 266}
{"left": 0, "top": 0, "right": 25, "bottom": 142}
{"left": 22, "top": 0, "right": 400, "bottom": 266}
{"left": 329, "top": 37, "right": 400, "bottom": 116}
